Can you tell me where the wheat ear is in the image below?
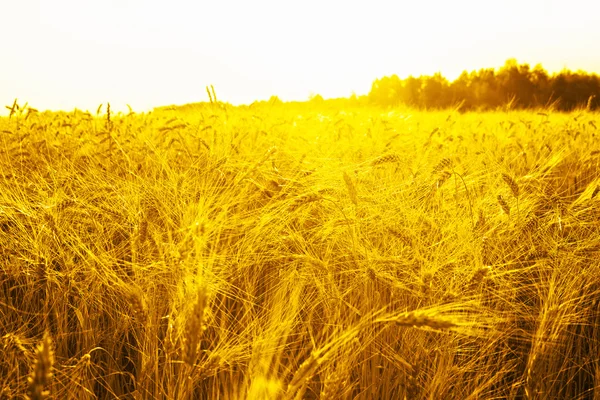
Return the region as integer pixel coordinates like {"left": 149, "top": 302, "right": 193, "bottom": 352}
{"left": 26, "top": 331, "right": 54, "bottom": 400}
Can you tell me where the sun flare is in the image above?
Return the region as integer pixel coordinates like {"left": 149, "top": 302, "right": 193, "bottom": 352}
{"left": 2, "top": 0, "right": 600, "bottom": 114}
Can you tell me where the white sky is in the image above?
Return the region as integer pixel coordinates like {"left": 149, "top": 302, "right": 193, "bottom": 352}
{"left": 1, "top": 0, "right": 599, "bottom": 114}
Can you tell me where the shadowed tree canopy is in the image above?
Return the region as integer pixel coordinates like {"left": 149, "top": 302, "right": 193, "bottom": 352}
{"left": 368, "top": 59, "right": 600, "bottom": 111}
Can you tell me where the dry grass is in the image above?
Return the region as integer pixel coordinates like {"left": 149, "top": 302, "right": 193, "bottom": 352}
{"left": 1, "top": 101, "right": 599, "bottom": 399}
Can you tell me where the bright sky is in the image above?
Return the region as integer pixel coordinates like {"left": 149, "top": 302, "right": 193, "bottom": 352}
{"left": 1, "top": 0, "right": 599, "bottom": 114}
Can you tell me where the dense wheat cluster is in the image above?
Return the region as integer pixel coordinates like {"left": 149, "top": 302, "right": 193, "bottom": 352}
{"left": 1, "top": 100, "right": 599, "bottom": 399}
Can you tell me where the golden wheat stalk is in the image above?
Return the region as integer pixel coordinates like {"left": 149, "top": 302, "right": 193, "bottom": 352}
{"left": 521, "top": 213, "right": 539, "bottom": 235}
{"left": 285, "top": 326, "right": 362, "bottom": 399}
{"left": 184, "top": 286, "right": 209, "bottom": 366}
{"left": 431, "top": 158, "right": 453, "bottom": 176}
{"left": 525, "top": 352, "right": 540, "bottom": 400}
{"left": 436, "top": 170, "right": 452, "bottom": 189}
{"left": 26, "top": 331, "right": 54, "bottom": 400}
{"left": 497, "top": 194, "right": 510, "bottom": 216}
{"left": 474, "top": 209, "right": 486, "bottom": 232}
{"left": 386, "top": 310, "right": 458, "bottom": 330}
{"left": 206, "top": 86, "right": 214, "bottom": 104}
{"left": 320, "top": 366, "right": 345, "bottom": 399}
{"left": 343, "top": 172, "right": 358, "bottom": 206}
{"left": 502, "top": 173, "right": 519, "bottom": 198}
{"left": 468, "top": 266, "right": 492, "bottom": 288}
{"left": 129, "top": 288, "right": 148, "bottom": 323}
{"left": 371, "top": 153, "right": 400, "bottom": 166}
{"left": 289, "top": 192, "right": 322, "bottom": 211}
{"left": 71, "top": 353, "right": 94, "bottom": 398}
{"left": 106, "top": 102, "right": 112, "bottom": 129}
{"left": 211, "top": 85, "right": 218, "bottom": 103}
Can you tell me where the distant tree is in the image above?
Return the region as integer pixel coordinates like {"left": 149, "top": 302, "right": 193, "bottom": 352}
{"left": 402, "top": 76, "right": 422, "bottom": 107}
{"left": 474, "top": 68, "right": 501, "bottom": 109}
{"left": 420, "top": 73, "right": 451, "bottom": 108}
{"left": 531, "top": 64, "right": 551, "bottom": 107}
{"left": 368, "top": 75, "right": 403, "bottom": 106}
{"left": 555, "top": 71, "right": 597, "bottom": 110}
{"left": 496, "top": 59, "right": 536, "bottom": 108}
{"left": 450, "top": 71, "right": 475, "bottom": 109}
{"left": 368, "top": 58, "right": 600, "bottom": 110}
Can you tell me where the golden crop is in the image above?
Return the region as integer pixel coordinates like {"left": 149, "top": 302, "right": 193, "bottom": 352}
{"left": 1, "top": 101, "right": 599, "bottom": 399}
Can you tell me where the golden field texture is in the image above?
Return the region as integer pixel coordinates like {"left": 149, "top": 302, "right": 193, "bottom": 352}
{"left": 1, "top": 101, "right": 599, "bottom": 399}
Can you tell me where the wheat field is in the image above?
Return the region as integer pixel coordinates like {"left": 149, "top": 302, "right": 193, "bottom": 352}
{"left": 1, "top": 100, "right": 599, "bottom": 399}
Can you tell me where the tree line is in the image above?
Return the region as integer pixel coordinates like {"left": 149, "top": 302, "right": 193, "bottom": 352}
{"left": 368, "top": 59, "right": 600, "bottom": 111}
